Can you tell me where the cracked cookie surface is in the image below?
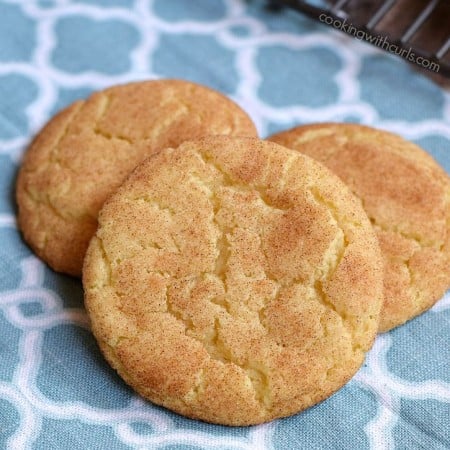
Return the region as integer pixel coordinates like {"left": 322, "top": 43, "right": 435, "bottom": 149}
{"left": 83, "top": 136, "right": 383, "bottom": 425}
{"left": 16, "top": 79, "right": 257, "bottom": 276}
{"left": 269, "top": 123, "right": 450, "bottom": 332}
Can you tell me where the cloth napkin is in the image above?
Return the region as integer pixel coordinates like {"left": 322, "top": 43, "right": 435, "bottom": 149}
{"left": 1, "top": 0, "right": 449, "bottom": 448}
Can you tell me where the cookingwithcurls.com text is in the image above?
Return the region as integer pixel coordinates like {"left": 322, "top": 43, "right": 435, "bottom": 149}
{"left": 319, "top": 13, "right": 440, "bottom": 73}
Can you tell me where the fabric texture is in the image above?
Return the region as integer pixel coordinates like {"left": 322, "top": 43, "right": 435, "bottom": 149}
{"left": 0, "top": 0, "right": 449, "bottom": 448}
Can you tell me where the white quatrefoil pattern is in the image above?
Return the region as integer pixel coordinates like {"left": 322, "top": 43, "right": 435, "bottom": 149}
{"left": 1, "top": 0, "right": 450, "bottom": 449}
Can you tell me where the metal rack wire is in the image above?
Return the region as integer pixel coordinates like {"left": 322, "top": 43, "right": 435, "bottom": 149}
{"left": 271, "top": 0, "right": 450, "bottom": 77}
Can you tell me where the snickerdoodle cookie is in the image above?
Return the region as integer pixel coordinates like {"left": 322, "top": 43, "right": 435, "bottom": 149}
{"left": 83, "top": 136, "right": 383, "bottom": 425}
{"left": 16, "top": 79, "right": 257, "bottom": 276}
{"left": 269, "top": 123, "right": 450, "bottom": 332}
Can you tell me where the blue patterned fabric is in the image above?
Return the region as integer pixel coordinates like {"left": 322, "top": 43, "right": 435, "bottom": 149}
{"left": 1, "top": 0, "right": 449, "bottom": 448}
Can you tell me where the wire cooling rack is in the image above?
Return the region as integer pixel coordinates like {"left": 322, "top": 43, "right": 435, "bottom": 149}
{"left": 270, "top": 0, "right": 450, "bottom": 78}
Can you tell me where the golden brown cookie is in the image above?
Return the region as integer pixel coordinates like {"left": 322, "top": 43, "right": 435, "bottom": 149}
{"left": 83, "top": 136, "right": 383, "bottom": 425}
{"left": 269, "top": 122, "right": 450, "bottom": 332}
{"left": 16, "top": 79, "right": 257, "bottom": 276}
